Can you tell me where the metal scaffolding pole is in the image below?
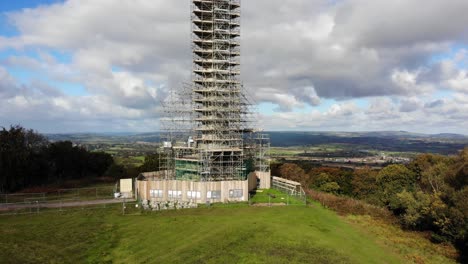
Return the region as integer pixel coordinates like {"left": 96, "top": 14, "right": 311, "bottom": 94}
{"left": 160, "top": 0, "right": 269, "bottom": 182}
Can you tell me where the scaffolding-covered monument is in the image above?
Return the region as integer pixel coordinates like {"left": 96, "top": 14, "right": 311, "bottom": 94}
{"left": 136, "top": 0, "right": 270, "bottom": 205}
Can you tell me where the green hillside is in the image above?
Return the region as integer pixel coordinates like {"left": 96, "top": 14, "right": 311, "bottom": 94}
{"left": 0, "top": 204, "right": 455, "bottom": 264}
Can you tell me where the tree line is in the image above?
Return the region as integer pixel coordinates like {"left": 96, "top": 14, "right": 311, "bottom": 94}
{"left": 276, "top": 149, "right": 468, "bottom": 262}
{"left": 103, "top": 153, "right": 165, "bottom": 180}
{"left": 0, "top": 125, "right": 166, "bottom": 193}
{"left": 0, "top": 126, "right": 113, "bottom": 193}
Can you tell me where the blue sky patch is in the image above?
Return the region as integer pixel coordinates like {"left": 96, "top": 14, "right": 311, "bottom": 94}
{"left": 0, "top": 13, "right": 19, "bottom": 37}
{"left": 430, "top": 44, "right": 468, "bottom": 69}
{"left": 0, "top": 0, "right": 63, "bottom": 13}
{"left": 51, "top": 81, "right": 88, "bottom": 96}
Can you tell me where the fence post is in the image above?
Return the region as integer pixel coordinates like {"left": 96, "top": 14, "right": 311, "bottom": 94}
{"left": 122, "top": 198, "right": 126, "bottom": 215}
{"left": 36, "top": 200, "right": 39, "bottom": 214}
{"left": 268, "top": 195, "right": 271, "bottom": 207}
{"left": 287, "top": 195, "right": 289, "bottom": 206}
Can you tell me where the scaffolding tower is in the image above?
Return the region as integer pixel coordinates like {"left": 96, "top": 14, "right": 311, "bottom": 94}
{"left": 160, "top": 0, "right": 269, "bottom": 182}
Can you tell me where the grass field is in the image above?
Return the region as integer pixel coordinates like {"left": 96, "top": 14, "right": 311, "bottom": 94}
{"left": 249, "top": 189, "right": 306, "bottom": 205}
{"left": 114, "top": 156, "right": 146, "bottom": 167}
{"left": 269, "top": 147, "right": 303, "bottom": 156}
{"left": 345, "top": 215, "right": 457, "bottom": 264}
{"left": 269, "top": 145, "right": 349, "bottom": 156}
{"left": 0, "top": 203, "right": 456, "bottom": 264}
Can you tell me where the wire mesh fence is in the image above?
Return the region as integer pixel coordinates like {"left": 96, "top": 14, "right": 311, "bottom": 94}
{"left": 0, "top": 186, "right": 127, "bottom": 216}
{"left": 0, "top": 185, "right": 307, "bottom": 216}
{"left": 0, "top": 186, "right": 115, "bottom": 204}
{"left": 0, "top": 200, "right": 120, "bottom": 216}
{"left": 248, "top": 192, "right": 307, "bottom": 207}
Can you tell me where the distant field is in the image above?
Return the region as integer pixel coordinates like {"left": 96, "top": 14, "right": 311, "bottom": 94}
{"left": 0, "top": 202, "right": 456, "bottom": 263}
{"left": 114, "top": 156, "right": 146, "bottom": 167}
{"left": 270, "top": 147, "right": 303, "bottom": 156}
{"left": 48, "top": 131, "right": 468, "bottom": 156}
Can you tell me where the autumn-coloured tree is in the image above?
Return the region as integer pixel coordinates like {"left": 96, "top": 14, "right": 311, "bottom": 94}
{"left": 278, "top": 163, "right": 308, "bottom": 184}
{"left": 274, "top": 149, "right": 468, "bottom": 260}
{"left": 351, "top": 167, "right": 379, "bottom": 203}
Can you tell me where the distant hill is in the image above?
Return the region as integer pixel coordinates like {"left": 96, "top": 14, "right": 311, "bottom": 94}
{"left": 46, "top": 132, "right": 162, "bottom": 143}
{"left": 268, "top": 131, "right": 467, "bottom": 139}
{"left": 46, "top": 131, "right": 468, "bottom": 155}
{"left": 430, "top": 133, "right": 468, "bottom": 139}
{"left": 267, "top": 131, "right": 468, "bottom": 154}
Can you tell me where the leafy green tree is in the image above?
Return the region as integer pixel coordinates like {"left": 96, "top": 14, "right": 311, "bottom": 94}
{"left": 308, "top": 171, "right": 341, "bottom": 195}
{"left": 0, "top": 125, "right": 115, "bottom": 192}
{"left": 451, "top": 186, "right": 468, "bottom": 259}
{"left": 331, "top": 170, "right": 354, "bottom": 195}
{"left": 311, "top": 172, "right": 331, "bottom": 188}
{"left": 409, "top": 154, "right": 449, "bottom": 178}
{"left": 0, "top": 125, "right": 48, "bottom": 192}
{"left": 308, "top": 167, "right": 353, "bottom": 195}
{"left": 376, "top": 164, "right": 417, "bottom": 210}
{"left": 453, "top": 187, "right": 468, "bottom": 220}
{"left": 47, "top": 141, "right": 84, "bottom": 180}
{"left": 420, "top": 162, "right": 450, "bottom": 194}
{"left": 139, "top": 153, "right": 164, "bottom": 173}
{"left": 319, "top": 182, "right": 341, "bottom": 195}
{"left": 104, "top": 163, "right": 127, "bottom": 179}
{"left": 445, "top": 148, "right": 468, "bottom": 191}
{"left": 409, "top": 153, "right": 452, "bottom": 194}
{"left": 395, "top": 190, "right": 432, "bottom": 228}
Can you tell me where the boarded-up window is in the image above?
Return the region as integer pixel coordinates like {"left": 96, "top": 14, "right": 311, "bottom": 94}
{"left": 187, "top": 191, "right": 201, "bottom": 199}
{"left": 229, "top": 189, "right": 243, "bottom": 198}
{"left": 207, "top": 190, "right": 221, "bottom": 199}
{"left": 120, "top": 179, "right": 133, "bottom": 193}
{"left": 150, "top": 189, "right": 163, "bottom": 198}
{"left": 168, "top": 190, "right": 182, "bottom": 199}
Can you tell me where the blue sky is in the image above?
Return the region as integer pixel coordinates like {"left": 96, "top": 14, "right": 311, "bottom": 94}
{"left": 0, "top": 0, "right": 62, "bottom": 36}
{"left": 0, "top": 0, "right": 62, "bottom": 11}
{"left": 1, "top": 0, "right": 468, "bottom": 134}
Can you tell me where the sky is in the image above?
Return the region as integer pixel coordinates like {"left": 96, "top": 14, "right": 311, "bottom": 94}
{"left": 1, "top": 0, "right": 468, "bottom": 134}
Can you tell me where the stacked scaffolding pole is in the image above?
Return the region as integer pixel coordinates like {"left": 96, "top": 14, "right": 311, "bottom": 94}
{"left": 160, "top": 0, "right": 269, "bottom": 182}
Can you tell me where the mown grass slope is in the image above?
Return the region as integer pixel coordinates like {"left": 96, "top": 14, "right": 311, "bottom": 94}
{"left": 0, "top": 203, "right": 451, "bottom": 264}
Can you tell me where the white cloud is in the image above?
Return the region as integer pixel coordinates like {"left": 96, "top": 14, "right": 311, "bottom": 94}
{"left": 1, "top": 0, "right": 468, "bottom": 133}
{"left": 260, "top": 97, "right": 468, "bottom": 134}
{"left": 0, "top": 67, "right": 19, "bottom": 99}
{"left": 326, "top": 102, "right": 358, "bottom": 117}
{"left": 446, "top": 70, "right": 468, "bottom": 93}
{"left": 399, "top": 97, "right": 423, "bottom": 113}
{"left": 391, "top": 68, "right": 434, "bottom": 95}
